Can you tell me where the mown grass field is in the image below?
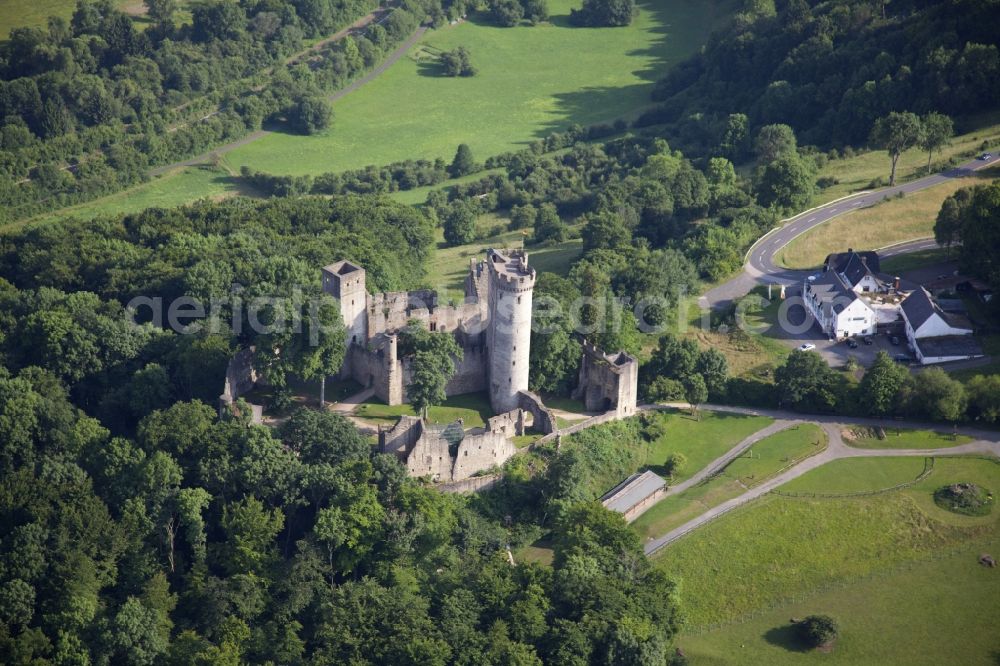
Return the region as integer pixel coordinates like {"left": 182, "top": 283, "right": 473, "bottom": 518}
{"left": 680, "top": 537, "right": 1000, "bottom": 665}
{"left": 809, "top": 114, "right": 1000, "bottom": 206}
{"left": 779, "top": 167, "right": 1000, "bottom": 269}
{"left": 630, "top": 424, "right": 826, "bottom": 541}
{"left": 655, "top": 457, "right": 1000, "bottom": 629}
{"left": 779, "top": 456, "right": 929, "bottom": 495}
{"left": 842, "top": 426, "right": 974, "bottom": 450}
{"left": 227, "top": 0, "right": 724, "bottom": 176}
{"left": 355, "top": 391, "right": 493, "bottom": 427}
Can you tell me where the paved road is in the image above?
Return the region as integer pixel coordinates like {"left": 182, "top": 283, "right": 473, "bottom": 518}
{"left": 149, "top": 25, "right": 429, "bottom": 177}
{"left": 641, "top": 404, "right": 1000, "bottom": 555}
{"left": 702, "top": 155, "right": 999, "bottom": 310}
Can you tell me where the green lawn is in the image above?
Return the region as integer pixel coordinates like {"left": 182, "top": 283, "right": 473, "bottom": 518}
{"left": 723, "top": 424, "right": 827, "bottom": 487}
{"left": 680, "top": 537, "right": 1000, "bottom": 665}
{"left": 842, "top": 426, "right": 974, "bottom": 450}
{"left": 355, "top": 391, "right": 493, "bottom": 427}
{"left": 655, "top": 458, "right": 1000, "bottom": 628}
{"left": 880, "top": 247, "right": 954, "bottom": 274}
{"left": 226, "top": 0, "right": 724, "bottom": 176}
{"left": 630, "top": 424, "right": 825, "bottom": 541}
{"left": 644, "top": 410, "right": 775, "bottom": 482}
{"left": 0, "top": 0, "right": 169, "bottom": 38}
{"left": 779, "top": 457, "right": 929, "bottom": 495}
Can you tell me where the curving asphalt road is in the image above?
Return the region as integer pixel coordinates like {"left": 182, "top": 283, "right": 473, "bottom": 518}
{"left": 702, "top": 154, "right": 999, "bottom": 310}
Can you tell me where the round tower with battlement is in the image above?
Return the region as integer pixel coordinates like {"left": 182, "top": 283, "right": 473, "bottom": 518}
{"left": 485, "top": 249, "right": 535, "bottom": 413}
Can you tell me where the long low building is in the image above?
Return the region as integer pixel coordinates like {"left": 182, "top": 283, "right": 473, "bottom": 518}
{"left": 600, "top": 470, "right": 667, "bottom": 523}
{"left": 901, "top": 287, "right": 983, "bottom": 364}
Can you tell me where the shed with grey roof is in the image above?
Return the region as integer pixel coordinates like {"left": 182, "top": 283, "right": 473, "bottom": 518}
{"left": 600, "top": 470, "right": 667, "bottom": 522}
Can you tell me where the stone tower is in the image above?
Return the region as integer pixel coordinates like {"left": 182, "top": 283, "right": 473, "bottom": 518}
{"left": 485, "top": 249, "right": 535, "bottom": 413}
{"left": 321, "top": 260, "right": 368, "bottom": 347}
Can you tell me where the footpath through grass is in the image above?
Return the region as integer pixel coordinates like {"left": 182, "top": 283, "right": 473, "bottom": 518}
{"left": 631, "top": 424, "right": 826, "bottom": 541}
{"left": 655, "top": 457, "right": 1000, "bottom": 629}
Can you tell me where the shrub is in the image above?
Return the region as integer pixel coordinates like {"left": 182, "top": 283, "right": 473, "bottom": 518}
{"left": 933, "top": 483, "right": 994, "bottom": 516}
{"left": 797, "top": 614, "right": 838, "bottom": 648}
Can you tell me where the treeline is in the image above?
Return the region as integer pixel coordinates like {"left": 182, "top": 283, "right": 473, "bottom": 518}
{"left": 639, "top": 0, "right": 1000, "bottom": 155}
{"left": 0, "top": 0, "right": 466, "bottom": 223}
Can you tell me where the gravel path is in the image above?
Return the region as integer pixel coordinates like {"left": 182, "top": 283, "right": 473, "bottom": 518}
{"left": 642, "top": 404, "right": 1000, "bottom": 556}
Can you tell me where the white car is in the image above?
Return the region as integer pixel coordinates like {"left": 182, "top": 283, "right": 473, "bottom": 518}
{"left": 796, "top": 343, "right": 816, "bottom": 352}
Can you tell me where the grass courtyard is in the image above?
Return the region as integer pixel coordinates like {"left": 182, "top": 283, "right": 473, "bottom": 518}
{"left": 355, "top": 391, "right": 493, "bottom": 427}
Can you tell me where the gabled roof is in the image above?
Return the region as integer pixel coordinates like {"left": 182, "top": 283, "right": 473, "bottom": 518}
{"left": 807, "top": 271, "right": 860, "bottom": 314}
{"left": 825, "top": 250, "right": 881, "bottom": 275}
{"left": 901, "top": 287, "right": 938, "bottom": 330}
{"left": 601, "top": 471, "right": 666, "bottom": 514}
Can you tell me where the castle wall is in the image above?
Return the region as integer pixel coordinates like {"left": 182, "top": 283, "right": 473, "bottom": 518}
{"left": 517, "top": 391, "right": 557, "bottom": 435}
{"left": 405, "top": 433, "right": 454, "bottom": 481}
{"left": 573, "top": 342, "right": 639, "bottom": 417}
{"left": 379, "top": 416, "right": 423, "bottom": 460}
{"left": 487, "top": 408, "right": 526, "bottom": 438}
{"left": 452, "top": 431, "right": 515, "bottom": 481}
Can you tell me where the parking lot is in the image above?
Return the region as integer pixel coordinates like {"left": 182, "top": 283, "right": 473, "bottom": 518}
{"left": 761, "top": 288, "right": 912, "bottom": 368}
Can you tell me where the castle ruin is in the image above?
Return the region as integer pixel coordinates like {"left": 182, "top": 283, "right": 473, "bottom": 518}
{"left": 322, "top": 248, "right": 536, "bottom": 414}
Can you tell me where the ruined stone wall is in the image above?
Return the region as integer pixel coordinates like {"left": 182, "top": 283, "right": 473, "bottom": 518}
{"left": 405, "top": 432, "right": 454, "bottom": 481}
{"left": 573, "top": 342, "right": 638, "bottom": 417}
{"left": 487, "top": 408, "right": 525, "bottom": 438}
{"left": 438, "top": 474, "right": 502, "bottom": 494}
{"left": 379, "top": 416, "right": 423, "bottom": 460}
{"left": 220, "top": 347, "right": 257, "bottom": 402}
{"left": 451, "top": 431, "right": 515, "bottom": 481}
{"left": 444, "top": 337, "right": 488, "bottom": 396}
{"left": 517, "top": 391, "right": 557, "bottom": 435}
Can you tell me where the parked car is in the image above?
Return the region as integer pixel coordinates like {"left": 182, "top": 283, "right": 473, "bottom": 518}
{"left": 979, "top": 152, "right": 993, "bottom": 160}
{"left": 863, "top": 336, "right": 873, "bottom": 345}
{"left": 889, "top": 335, "right": 901, "bottom": 346}
{"left": 894, "top": 354, "right": 914, "bottom": 364}
{"left": 846, "top": 338, "right": 859, "bottom": 349}
{"left": 797, "top": 343, "right": 816, "bottom": 352}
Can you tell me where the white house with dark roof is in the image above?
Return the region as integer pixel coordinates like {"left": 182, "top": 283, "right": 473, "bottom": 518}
{"left": 824, "top": 249, "right": 886, "bottom": 294}
{"left": 803, "top": 271, "right": 877, "bottom": 339}
{"left": 900, "top": 287, "right": 982, "bottom": 364}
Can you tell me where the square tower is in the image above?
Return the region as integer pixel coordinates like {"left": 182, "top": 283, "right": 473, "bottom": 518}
{"left": 322, "top": 261, "right": 368, "bottom": 347}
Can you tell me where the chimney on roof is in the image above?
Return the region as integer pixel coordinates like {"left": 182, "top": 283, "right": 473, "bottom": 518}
{"left": 861, "top": 256, "right": 867, "bottom": 266}
{"left": 847, "top": 248, "right": 853, "bottom": 253}
{"left": 893, "top": 276, "right": 900, "bottom": 290}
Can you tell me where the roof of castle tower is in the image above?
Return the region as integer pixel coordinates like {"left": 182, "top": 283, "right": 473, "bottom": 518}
{"left": 322, "top": 260, "right": 364, "bottom": 276}
{"left": 486, "top": 248, "right": 536, "bottom": 282}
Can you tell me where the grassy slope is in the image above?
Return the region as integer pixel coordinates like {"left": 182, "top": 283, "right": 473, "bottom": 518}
{"left": 680, "top": 537, "right": 1000, "bottom": 665}
{"left": 631, "top": 424, "right": 826, "bottom": 541}
{"left": 655, "top": 457, "right": 1000, "bottom": 630}
{"left": 779, "top": 456, "right": 928, "bottom": 495}
{"left": 809, "top": 114, "right": 1000, "bottom": 206}
{"left": 11, "top": 166, "right": 250, "bottom": 231}
{"left": 17, "top": 0, "right": 723, "bottom": 226}
{"left": 227, "top": 0, "right": 721, "bottom": 175}
{"left": 779, "top": 167, "right": 1000, "bottom": 269}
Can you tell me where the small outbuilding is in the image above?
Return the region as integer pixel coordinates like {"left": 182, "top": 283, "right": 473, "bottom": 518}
{"left": 600, "top": 470, "right": 667, "bottom": 523}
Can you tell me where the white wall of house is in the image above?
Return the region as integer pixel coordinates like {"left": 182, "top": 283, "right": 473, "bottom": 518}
{"left": 846, "top": 273, "right": 881, "bottom": 294}
{"left": 911, "top": 313, "right": 972, "bottom": 339}
{"left": 832, "top": 299, "right": 876, "bottom": 338}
